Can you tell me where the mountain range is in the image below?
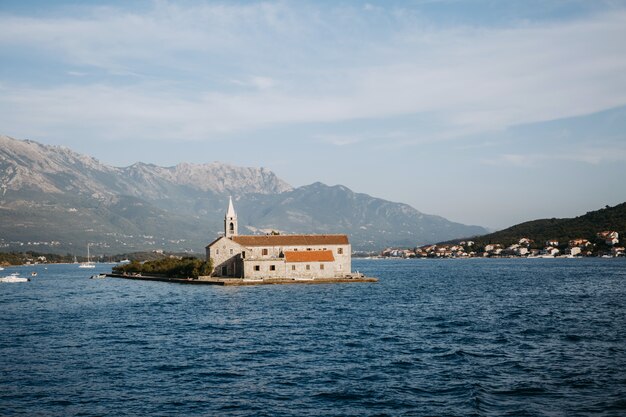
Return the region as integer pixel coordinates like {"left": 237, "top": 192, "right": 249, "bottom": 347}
{"left": 0, "top": 135, "right": 487, "bottom": 254}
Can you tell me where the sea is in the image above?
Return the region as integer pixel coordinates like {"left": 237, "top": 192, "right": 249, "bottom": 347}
{"left": 1, "top": 258, "right": 625, "bottom": 416}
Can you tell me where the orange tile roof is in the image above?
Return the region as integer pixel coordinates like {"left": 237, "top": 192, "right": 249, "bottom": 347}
{"left": 231, "top": 234, "right": 349, "bottom": 247}
{"left": 284, "top": 250, "right": 335, "bottom": 263}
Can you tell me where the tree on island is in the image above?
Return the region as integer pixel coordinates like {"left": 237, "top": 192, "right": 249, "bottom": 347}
{"left": 113, "top": 257, "right": 213, "bottom": 279}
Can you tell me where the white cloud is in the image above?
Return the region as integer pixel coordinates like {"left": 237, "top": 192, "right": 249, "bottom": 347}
{"left": 312, "top": 134, "right": 363, "bottom": 147}
{"left": 230, "top": 76, "right": 276, "bottom": 91}
{"left": 482, "top": 145, "right": 626, "bottom": 167}
{"left": 0, "top": 3, "right": 625, "bottom": 142}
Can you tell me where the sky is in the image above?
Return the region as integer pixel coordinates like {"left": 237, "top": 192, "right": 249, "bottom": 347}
{"left": 1, "top": 0, "right": 625, "bottom": 230}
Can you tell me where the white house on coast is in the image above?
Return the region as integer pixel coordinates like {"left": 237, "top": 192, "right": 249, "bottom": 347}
{"left": 205, "top": 198, "right": 352, "bottom": 279}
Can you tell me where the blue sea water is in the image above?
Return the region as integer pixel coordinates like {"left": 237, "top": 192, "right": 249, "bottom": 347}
{"left": 1, "top": 258, "right": 625, "bottom": 416}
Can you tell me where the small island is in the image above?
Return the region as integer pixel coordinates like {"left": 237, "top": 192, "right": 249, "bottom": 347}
{"left": 110, "top": 198, "right": 377, "bottom": 286}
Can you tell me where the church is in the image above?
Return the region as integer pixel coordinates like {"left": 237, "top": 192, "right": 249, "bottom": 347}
{"left": 205, "top": 198, "right": 352, "bottom": 280}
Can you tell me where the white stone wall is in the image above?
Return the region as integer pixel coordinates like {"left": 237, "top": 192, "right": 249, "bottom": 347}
{"left": 284, "top": 261, "right": 337, "bottom": 279}
{"left": 206, "top": 237, "right": 246, "bottom": 277}
{"left": 245, "top": 243, "right": 351, "bottom": 277}
{"left": 207, "top": 238, "right": 352, "bottom": 279}
{"left": 243, "top": 258, "right": 286, "bottom": 279}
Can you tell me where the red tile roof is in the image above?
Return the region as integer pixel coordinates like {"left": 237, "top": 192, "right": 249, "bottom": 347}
{"left": 284, "top": 250, "right": 335, "bottom": 263}
{"left": 231, "top": 234, "right": 348, "bottom": 247}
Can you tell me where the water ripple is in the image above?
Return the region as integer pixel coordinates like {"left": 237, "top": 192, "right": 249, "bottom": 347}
{"left": 1, "top": 259, "right": 625, "bottom": 416}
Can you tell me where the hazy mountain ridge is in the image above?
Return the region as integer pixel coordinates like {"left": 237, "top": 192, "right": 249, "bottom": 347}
{"left": 0, "top": 135, "right": 487, "bottom": 253}
{"left": 235, "top": 183, "right": 486, "bottom": 249}
{"left": 0, "top": 135, "right": 291, "bottom": 199}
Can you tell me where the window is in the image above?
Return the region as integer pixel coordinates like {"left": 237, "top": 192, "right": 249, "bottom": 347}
{"left": 216, "top": 249, "right": 219, "bottom": 255}
{"left": 229, "top": 222, "right": 234, "bottom": 232}
{"left": 270, "top": 265, "right": 276, "bottom": 271}
{"left": 230, "top": 249, "right": 233, "bottom": 255}
{"left": 291, "top": 265, "right": 296, "bottom": 271}
{"left": 262, "top": 248, "right": 268, "bottom": 256}
{"left": 337, "top": 248, "right": 343, "bottom": 255}
{"left": 254, "top": 265, "right": 260, "bottom": 271}
{"left": 320, "top": 264, "right": 324, "bottom": 270}
{"left": 242, "top": 251, "right": 246, "bottom": 259}
{"left": 306, "top": 265, "right": 310, "bottom": 270}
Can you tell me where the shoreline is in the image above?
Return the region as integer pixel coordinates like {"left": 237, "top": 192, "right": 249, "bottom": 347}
{"left": 107, "top": 273, "right": 378, "bottom": 286}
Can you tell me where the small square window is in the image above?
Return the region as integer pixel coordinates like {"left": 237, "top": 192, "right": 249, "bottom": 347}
{"left": 306, "top": 265, "right": 310, "bottom": 270}
{"left": 320, "top": 264, "right": 324, "bottom": 270}
{"left": 262, "top": 248, "right": 268, "bottom": 256}
{"left": 230, "top": 249, "right": 233, "bottom": 255}
{"left": 270, "top": 265, "right": 276, "bottom": 271}
{"left": 254, "top": 265, "right": 260, "bottom": 271}
{"left": 337, "top": 248, "right": 343, "bottom": 255}
{"left": 291, "top": 265, "right": 296, "bottom": 271}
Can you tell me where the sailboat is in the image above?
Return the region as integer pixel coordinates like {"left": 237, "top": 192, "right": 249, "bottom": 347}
{"left": 78, "top": 244, "right": 96, "bottom": 269}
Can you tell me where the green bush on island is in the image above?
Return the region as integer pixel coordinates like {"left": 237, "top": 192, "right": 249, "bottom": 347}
{"left": 112, "top": 257, "right": 213, "bottom": 279}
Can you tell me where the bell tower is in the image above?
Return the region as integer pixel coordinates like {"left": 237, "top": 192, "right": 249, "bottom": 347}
{"left": 224, "top": 196, "right": 238, "bottom": 238}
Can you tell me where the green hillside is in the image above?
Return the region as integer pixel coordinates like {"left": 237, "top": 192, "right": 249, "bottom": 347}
{"left": 459, "top": 203, "right": 626, "bottom": 248}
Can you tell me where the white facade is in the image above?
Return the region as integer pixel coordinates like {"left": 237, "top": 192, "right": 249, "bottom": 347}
{"left": 205, "top": 200, "right": 352, "bottom": 279}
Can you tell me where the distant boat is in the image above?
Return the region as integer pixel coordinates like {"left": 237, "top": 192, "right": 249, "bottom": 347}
{"left": 31, "top": 271, "right": 37, "bottom": 277}
{"left": 0, "top": 266, "right": 4, "bottom": 271}
{"left": 118, "top": 259, "right": 130, "bottom": 264}
{"left": 90, "top": 273, "right": 107, "bottom": 279}
{"left": 78, "top": 244, "right": 96, "bottom": 269}
{"left": 1, "top": 273, "right": 29, "bottom": 283}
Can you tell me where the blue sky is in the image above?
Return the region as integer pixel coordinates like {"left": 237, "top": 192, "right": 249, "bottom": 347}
{"left": 1, "top": 0, "right": 625, "bottom": 230}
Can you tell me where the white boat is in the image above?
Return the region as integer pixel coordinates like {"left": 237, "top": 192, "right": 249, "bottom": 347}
{"left": 0, "top": 273, "right": 29, "bottom": 283}
{"left": 90, "top": 273, "right": 107, "bottom": 279}
{"left": 0, "top": 266, "right": 4, "bottom": 271}
{"left": 79, "top": 244, "right": 96, "bottom": 269}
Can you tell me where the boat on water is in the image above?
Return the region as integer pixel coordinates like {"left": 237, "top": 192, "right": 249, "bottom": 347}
{"left": 31, "top": 271, "right": 37, "bottom": 277}
{"left": 90, "top": 274, "right": 107, "bottom": 279}
{"left": 0, "top": 273, "right": 29, "bottom": 283}
{"left": 0, "top": 266, "right": 4, "bottom": 271}
{"left": 79, "top": 244, "right": 96, "bottom": 269}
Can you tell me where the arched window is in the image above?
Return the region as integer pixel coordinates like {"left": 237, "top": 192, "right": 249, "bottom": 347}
{"left": 229, "top": 222, "right": 234, "bottom": 232}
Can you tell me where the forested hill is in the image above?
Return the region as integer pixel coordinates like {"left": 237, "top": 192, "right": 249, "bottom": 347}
{"left": 454, "top": 203, "right": 626, "bottom": 247}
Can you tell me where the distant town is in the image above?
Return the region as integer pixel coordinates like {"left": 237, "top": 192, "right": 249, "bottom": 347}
{"left": 2, "top": 230, "right": 625, "bottom": 267}
{"left": 378, "top": 231, "right": 624, "bottom": 259}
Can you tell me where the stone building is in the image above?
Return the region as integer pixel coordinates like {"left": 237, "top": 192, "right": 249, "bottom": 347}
{"left": 205, "top": 197, "right": 352, "bottom": 279}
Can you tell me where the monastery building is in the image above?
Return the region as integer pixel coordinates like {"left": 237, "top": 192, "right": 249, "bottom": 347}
{"left": 206, "top": 198, "right": 352, "bottom": 279}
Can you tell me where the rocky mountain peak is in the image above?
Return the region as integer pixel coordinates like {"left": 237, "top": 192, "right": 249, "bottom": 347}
{"left": 165, "top": 161, "right": 292, "bottom": 194}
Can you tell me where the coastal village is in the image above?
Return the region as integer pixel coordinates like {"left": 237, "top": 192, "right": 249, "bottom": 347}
{"left": 381, "top": 231, "right": 625, "bottom": 259}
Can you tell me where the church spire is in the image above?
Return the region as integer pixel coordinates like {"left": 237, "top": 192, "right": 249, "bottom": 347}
{"left": 226, "top": 196, "right": 236, "bottom": 218}
{"left": 225, "top": 196, "right": 238, "bottom": 238}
